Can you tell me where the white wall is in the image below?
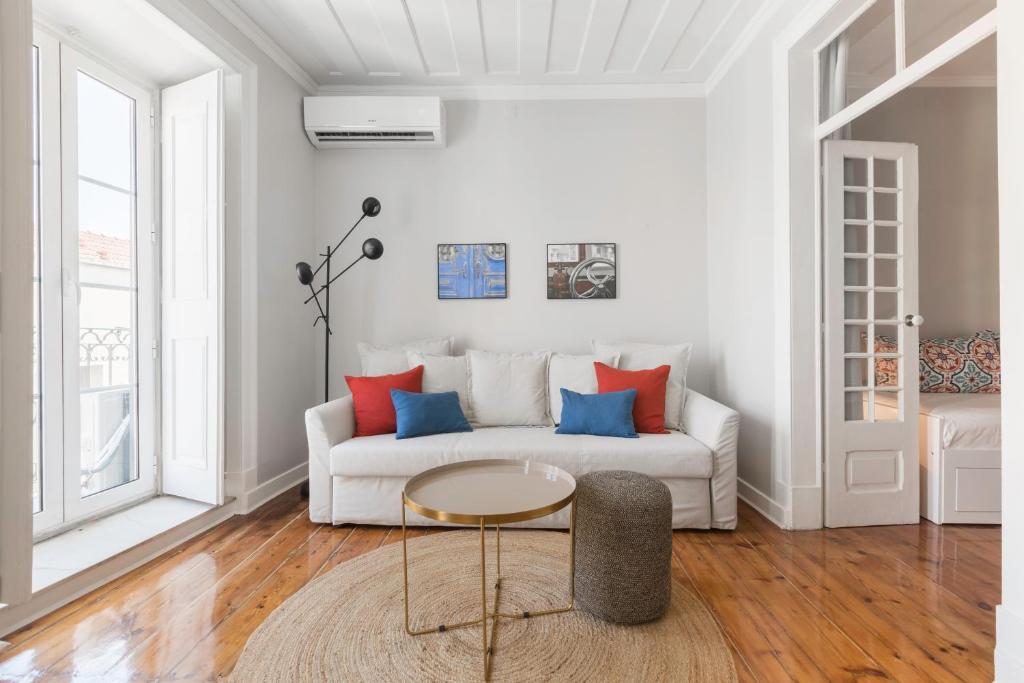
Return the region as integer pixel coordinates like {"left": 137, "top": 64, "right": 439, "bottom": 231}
{"left": 705, "top": 0, "right": 807, "bottom": 516}
{"left": 996, "top": 1, "right": 1024, "bottom": 679}
{"left": 851, "top": 86, "right": 999, "bottom": 340}
{"left": 251, "top": 64, "right": 317, "bottom": 483}
{"left": 315, "top": 99, "right": 709, "bottom": 400}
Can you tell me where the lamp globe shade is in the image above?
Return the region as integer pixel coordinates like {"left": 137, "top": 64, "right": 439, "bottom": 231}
{"left": 295, "top": 261, "right": 314, "bottom": 285}
{"left": 362, "top": 197, "right": 381, "bottom": 217}
{"left": 362, "top": 238, "right": 384, "bottom": 260}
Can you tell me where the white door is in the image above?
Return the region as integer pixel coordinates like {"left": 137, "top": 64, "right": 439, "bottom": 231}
{"left": 824, "top": 140, "right": 921, "bottom": 528}
{"left": 45, "top": 42, "right": 157, "bottom": 529}
{"left": 160, "top": 71, "right": 224, "bottom": 505}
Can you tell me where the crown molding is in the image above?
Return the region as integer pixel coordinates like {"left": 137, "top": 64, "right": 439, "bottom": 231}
{"left": 314, "top": 82, "right": 706, "bottom": 100}
{"left": 204, "top": 0, "right": 317, "bottom": 94}
{"left": 706, "top": 0, "right": 788, "bottom": 95}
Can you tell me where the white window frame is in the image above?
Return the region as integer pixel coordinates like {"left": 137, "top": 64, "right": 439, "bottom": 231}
{"left": 815, "top": 0, "right": 996, "bottom": 139}
{"left": 33, "top": 29, "right": 62, "bottom": 535}
{"left": 32, "top": 29, "right": 159, "bottom": 537}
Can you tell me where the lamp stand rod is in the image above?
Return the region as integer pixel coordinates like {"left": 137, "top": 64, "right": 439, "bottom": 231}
{"left": 304, "top": 252, "right": 368, "bottom": 305}
{"left": 324, "top": 243, "right": 331, "bottom": 403}
{"left": 312, "top": 212, "right": 368, "bottom": 279}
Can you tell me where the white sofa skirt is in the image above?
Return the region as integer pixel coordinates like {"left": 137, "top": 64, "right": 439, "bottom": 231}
{"left": 306, "top": 388, "right": 740, "bottom": 530}
{"left": 331, "top": 475, "right": 713, "bottom": 529}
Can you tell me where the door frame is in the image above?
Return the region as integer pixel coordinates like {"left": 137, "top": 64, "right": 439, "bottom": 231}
{"left": 0, "top": 0, "right": 36, "bottom": 608}
{"left": 771, "top": 0, "right": 998, "bottom": 529}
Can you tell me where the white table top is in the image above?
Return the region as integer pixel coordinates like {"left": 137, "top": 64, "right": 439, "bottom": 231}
{"left": 403, "top": 459, "right": 576, "bottom": 525}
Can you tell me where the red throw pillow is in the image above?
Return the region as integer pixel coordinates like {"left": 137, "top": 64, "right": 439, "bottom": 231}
{"left": 594, "top": 362, "right": 670, "bottom": 434}
{"left": 345, "top": 365, "right": 424, "bottom": 436}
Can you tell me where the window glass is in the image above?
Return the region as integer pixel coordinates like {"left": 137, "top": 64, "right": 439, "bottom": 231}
{"left": 905, "top": 0, "right": 995, "bottom": 65}
{"left": 819, "top": 0, "right": 897, "bottom": 123}
{"left": 76, "top": 72, "right": 138, "bottom": 499}
{"left": 77, "top": 72, "right": 134, "bottom": 190}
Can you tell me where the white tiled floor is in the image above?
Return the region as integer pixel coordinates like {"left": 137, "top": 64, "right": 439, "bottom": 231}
{"left": 32, "top": 496, "right": 212, "bottom": 592}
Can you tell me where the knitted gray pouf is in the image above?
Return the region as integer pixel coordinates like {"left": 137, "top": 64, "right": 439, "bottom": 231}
{"left": 574, "top": 470, "right": 673, "bottom": 624}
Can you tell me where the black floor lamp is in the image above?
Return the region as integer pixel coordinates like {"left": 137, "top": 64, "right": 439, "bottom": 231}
{"left": 296, "top": 197, "right": 384, "bottom": 498}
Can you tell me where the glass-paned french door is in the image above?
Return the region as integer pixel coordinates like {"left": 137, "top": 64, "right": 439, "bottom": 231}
{"left": 33, "top": 31, "right": 157, "bottom": 536}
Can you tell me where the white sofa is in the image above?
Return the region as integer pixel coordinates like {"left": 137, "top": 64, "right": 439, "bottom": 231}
{"left": 306, "top": 388, "right": 740, "bottom": 529}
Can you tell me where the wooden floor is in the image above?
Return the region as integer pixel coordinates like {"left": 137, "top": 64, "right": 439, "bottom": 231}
{"left": 0, "top": 488, "right": 999, "bottom": 682}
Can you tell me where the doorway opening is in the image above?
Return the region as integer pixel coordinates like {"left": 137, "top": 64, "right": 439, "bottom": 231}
{"left": 814, "top": 6, "right": 999, "bottom": 527}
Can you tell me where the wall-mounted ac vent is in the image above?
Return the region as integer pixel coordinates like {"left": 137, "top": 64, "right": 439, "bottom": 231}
{"left": 314, "top": 131, "right": 435, "bottom": 142}
{"left": 303, "top": 96, "right": 445, "bottom": 149}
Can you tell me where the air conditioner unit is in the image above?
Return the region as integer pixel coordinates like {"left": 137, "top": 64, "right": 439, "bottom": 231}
{"left": 303, "top": 96, "right": 445, "bottom": 149}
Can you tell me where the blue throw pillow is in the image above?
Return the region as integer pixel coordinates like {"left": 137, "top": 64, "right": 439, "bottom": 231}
{"left": 555, "top": 388, "right": 638, "bottom": 438}
{"left": 390, "top": 389, "right": 473, "bottom": 439}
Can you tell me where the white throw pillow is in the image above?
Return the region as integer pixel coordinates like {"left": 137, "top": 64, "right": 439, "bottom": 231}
{"left": 406, "top": 351, "right": 473, "bottom": 422}
{"left": 357, "top": 337, "right": 454, "bottom": 375}
{"left": 467, "top": 350, "right": 552, "bottom": 427}
{"left": 547, "top": 352, "right": 620, "bottom": 425}
{"left": 591, "top": 340, "right": 693, "bottom": 431}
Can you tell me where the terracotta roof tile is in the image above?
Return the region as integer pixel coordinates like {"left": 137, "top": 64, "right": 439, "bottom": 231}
{"left": 79, "top": 231, "right": 131, "bottom": 269}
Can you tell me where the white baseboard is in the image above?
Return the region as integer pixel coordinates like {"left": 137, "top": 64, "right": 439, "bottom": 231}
{"left": 788, "top": 484, "right": 823, "bottom": 530}
{"left": 737, "top": 477, "right": 787, "bottom": 529}
{"left": 997, "top": 605, "right": 1024, "bottom": 682}
{"left": 237, "top": 462, "right": 308, "bottom": 514}
{"left": 0, "top": 501, "right": 236, "bottom": 638}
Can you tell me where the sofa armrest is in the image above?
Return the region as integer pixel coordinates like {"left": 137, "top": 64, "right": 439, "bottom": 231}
{"left": 305, "top": 395, "right": 355, "bottom": 523}
{"left": 682, "top": 389, "right": 740, "bottom": 529}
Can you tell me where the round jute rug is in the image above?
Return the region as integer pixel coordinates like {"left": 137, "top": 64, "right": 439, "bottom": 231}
{"left": 230, "top": 530, "right": 736, "bottom": 682}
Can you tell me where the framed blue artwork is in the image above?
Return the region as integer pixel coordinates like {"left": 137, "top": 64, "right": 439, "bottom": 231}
{"left": 437, "top": 243, "right": 507, "bottom": 299}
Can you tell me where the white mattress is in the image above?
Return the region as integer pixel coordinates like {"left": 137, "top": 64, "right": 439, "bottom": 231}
{"left": 875, "top": 393, "right": 1001, "bottom": 450}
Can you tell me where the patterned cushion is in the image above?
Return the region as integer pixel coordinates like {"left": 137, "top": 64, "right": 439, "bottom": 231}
{"left": 872, "top": 330, "right": 1000, "bottom": 393}
{"left": 873, "top": 336, "right": 899, "bottom": 388}
{"left": 919, "top": 330, "right": 1000, "bottom": 393}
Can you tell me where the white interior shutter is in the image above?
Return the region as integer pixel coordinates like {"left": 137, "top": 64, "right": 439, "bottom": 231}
{"left": 160, "top": 70, "right": 224, "bottom": 505}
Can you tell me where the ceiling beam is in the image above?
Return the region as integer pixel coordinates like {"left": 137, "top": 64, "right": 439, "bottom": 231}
{"left": 636, "top": 0, "right": 703, "bottom": 73}
{"left": 576, "top": 0, "right": 630, "bottom": 76}
{"left": 370, "top": 0, "right": 428, "bottom": 78}
{"left": 520, "top": 0, "right": 554, "bottom": 75}
{"left": 445, "top": 0, "right": 487, "bottom": 77}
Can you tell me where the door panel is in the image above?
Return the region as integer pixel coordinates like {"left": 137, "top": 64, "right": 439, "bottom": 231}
{"left": 824, "top": 140, "right": 920, "bottom": 527}
{"left": 160, "top": 70, "right": 224, "bottom": 505}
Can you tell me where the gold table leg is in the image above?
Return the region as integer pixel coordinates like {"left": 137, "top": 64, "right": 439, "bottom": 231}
{"left": 402, "top": 495, "right": 577, "bottom": 681}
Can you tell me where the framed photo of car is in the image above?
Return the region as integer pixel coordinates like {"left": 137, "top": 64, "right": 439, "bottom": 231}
{"left": 546, "top": 243, "right": 616, "bottom": 299}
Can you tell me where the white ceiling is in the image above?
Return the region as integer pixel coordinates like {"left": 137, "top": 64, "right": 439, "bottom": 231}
{"left": 226, "top": 0, "right": 770, "bottom": 91}
{"left": 34, "top": 0, "right": 223, "bottom": 87}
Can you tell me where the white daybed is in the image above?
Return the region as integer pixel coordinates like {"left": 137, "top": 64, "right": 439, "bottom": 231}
{"left": 877, "top": 393, "right": 1001, "bottom": 524}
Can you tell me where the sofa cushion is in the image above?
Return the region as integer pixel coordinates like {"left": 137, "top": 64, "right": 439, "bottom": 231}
{"left": 357, "top": 337, "right": 453, "bottom": 375}
{"left": 594, "top": 362, "right": 670, "bottom": 434}
{"left": 548, "top": 352, "right": 619, "bottom": 425}
{"left": 391, "top": 389, "right": 472, "bottom": 439}
{"left": 344, "top": 365, "right": 424, "bottom": 437}
{"left": 406, "top": 352, "right": 473, "bottom": 422}
{"left": 556, "top": 388, "right": 638, "bottom": 438}
{"left": 329, "top": 427, "right": 713, "bottom": 480}
{"left": 592, "top": 340, "right": 692, "bottom": 431}
{"left": 467, "top": 350, "right": 552, "bottom": 426}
